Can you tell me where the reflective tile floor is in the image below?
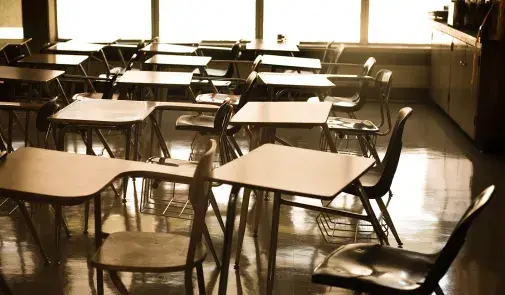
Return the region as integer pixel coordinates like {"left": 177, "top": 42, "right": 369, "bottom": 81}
{"left": 1, "top": 101, "right": 505, "bottom": 294}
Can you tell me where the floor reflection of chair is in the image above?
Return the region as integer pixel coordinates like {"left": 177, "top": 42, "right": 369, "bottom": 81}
{"left": 312, "top": 185, "right": 496, "bottom": 295}
{"left": 90, "top": 140, "right": 217, "bottom": 294}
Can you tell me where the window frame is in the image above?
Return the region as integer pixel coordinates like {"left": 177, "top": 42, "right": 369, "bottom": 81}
{"left": 54, "top": 0, "right": 433, "bottom": 45}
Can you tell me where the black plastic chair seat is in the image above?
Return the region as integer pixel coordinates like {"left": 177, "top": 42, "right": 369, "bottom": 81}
{"left": 312, "top": 243, "right": 436, "bottom": 294}
{"left": 72, "top": 92, "right": 120, "bottom": 101}
{"left": 193, "top": 67, "right": 227, "bottom": 77}
{"left": 175, "top": 114, "right": 234, "bottom": 133}
{"left": 327, "top": 117, "right": 379, "bottom": 134}
{"left": 195, "top": 93, "right": 240, "bottom": 106}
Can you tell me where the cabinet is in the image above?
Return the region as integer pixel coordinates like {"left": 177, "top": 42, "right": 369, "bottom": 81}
{"left": 430, "top": 28, "right": 480, "bottom": 140}
{"left": 430, "top": 30, "right": 453, "bottom": 112}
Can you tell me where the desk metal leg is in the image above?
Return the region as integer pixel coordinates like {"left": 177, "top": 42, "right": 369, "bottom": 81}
{"left": 53, "top": 205, "right": 62, "bottom": 265}
{"left": 54, "top": 79, "right": 70, "bottom": 105}
{"left": 187, "top": 85, "right": 197, "bottom": 103}
{"left": 17, "top": 201, "right": 50, "bottom": 265}
{"left": 321, "top": 124, "right": 337, "bottom": 153}
{"left": 94, "top": 194, "right": 104, "bottom": 295}
{"left": 149, "top": 114, "right": 171, "bottom": 158}
{"left": 266, "top": 192, "right": 281, "bottom": 295}
{"left": 79, "top": 64, "right": 96, "bottom": 92}
{"left": 200, "top": 67, "right": 219, "bottom": 93}
{"left": 99, "top": 49, "right": 111, "bottom": 75}
{"left": 218, "top": 185, "right": 241, "bottom": 295}
{"left": 355, "top": 181, "right": 389, "bottom": 245}
{"left": 234, "top": 188, "right": 251, "bottom": 269}
{"left": 123, "top": 127, "right": 131, "bottom": 203}
{"left": 7, "top": 111, "right": 13, "bottom": 152}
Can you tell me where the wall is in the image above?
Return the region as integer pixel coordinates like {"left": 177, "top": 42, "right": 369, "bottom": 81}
{"left": 0, "top": 0, "right": 23, "bottom": 38}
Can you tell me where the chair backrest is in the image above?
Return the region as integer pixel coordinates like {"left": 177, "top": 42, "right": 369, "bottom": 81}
{"left": 237, "top": 71, "right": 259, "bottom": 110}
{"left": 251, "top": 55, "right": 262, "bottom": 72}
{"left": 125, "top": 53, "right": 138, "bottom": 71}
{"left": 347, "top": 57, "right": 377, "bottom": 110}
{"left": 36, "top": 97, "right": 62, "bottom": 133}
{"left": 224, "top": 41, "right": 242, "bottom": 78}
{"left": 39, "top": 43, "right": 54, "bottom": 53}
{"left": 100, "top": 71, "right": 121, "bottom": 99}
{"left": 213, "top": 101, "right": 233, "bottom": 131}
{"left": 375, "top": 69, "right": 393, "bottom": 134}
{"left": 323, "top": 43, "right": 345, "bottom": 74}
{"left": 369, "top": 107, "right": 413, "bottom": 197}
{"left": 185, "top": 139, "right": 217, "bottom": 266}
{"left": 421, "top": 185, "right": 495, "bottom": 293}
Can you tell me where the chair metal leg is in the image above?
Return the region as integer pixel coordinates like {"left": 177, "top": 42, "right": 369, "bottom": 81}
{"left": 435, "top": 285, "right": 445, "bottom": 295}
{"left": 185, "top": 268, "right": 195, "bottom": 295}
{"left": 203, "top": 225, "right": 221, "bottom": 268}
{"left": 228, "top": 136, "right": 243, "bottom": 157}
{"left": 209, "top": 191, "right": 225, "bottom": 233}
{"left": 196, "top": 264, "right": 206, "bottom": 295}
{"left": 109, "top": 271, "right": 130, "bottom": 295}
{"left": 376, "top": 198, "right": 403, "bottom": 246}
{"left": 84, "top": 200, "right": 90, "bottom": 234}
{"left": 61, "top": 212, "right": 71, "bottom": 238}
{"left": 234, "top": 188, "right": 251, "bottom": 269}
{"left": 253, "top": 190, "right": 263, "bottom": 237}
{"left": 355, "top": 182, "right": 389, "bottom": 245}
{"left": 53, "top": 205, "right": 62, "bottom": 265}
{"left": 266, "top": 192, "right": 281, "bottom": 295}
{"left": 17, "top": 201, "right": 50, "bottom": 265}
{"left": 0, "top": 273, "right": 14, "bottom": 295}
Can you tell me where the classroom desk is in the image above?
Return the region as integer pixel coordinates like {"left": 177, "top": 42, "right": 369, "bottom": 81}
{"left": 144, "top": 54, "right": 217, "bottom": 92}
{"left": 258, "top": 72, "right": 335, "bottom": 101}
{"left": 0, "top": 147, "right": 197, "bottom": 295}
{"left": 210, "top": 144, "right": 378, "bottom": 295}
{"left": 140, "top": 43, "right": 198, "bottom": 55}
{"left": 18, "top": 53, "right": 94, "bottom": 90}
{"left": 260, "top": 54, "right": 322, "bottom": 72}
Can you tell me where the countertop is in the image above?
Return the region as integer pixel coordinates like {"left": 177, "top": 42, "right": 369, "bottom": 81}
{"left": 431, "top": 19, "right": 479, "bottom": 46}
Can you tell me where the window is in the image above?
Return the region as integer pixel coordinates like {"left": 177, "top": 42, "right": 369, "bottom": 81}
{"left": 368, "top": 0, "right": 447, "bottom": 44}
{"left": 0, "top": 0, "right": 23, "bottom": 39}
{"left": 263, "top": 0, "right": 361, "bottom": 43}
{"left": 57, "top": 0, "right": 152, "bottom": 40}
{"left": 159, "top": 0, "right": 255, "bottom": 42}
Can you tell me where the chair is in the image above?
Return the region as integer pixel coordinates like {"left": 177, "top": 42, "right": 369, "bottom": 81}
{"left": 194, "top": 70, "right": 258, "bottom": 106}
{"left": 307, "top": 57, "right": 376, "bottom": 115}
{"left": 312, "top": 185, "right": 496, "bottom": 295}
{"left": 103, "top": 42, "right": 145, "bottom": 77}
{"left": 323, "top": 69, "right": 393, "bottom": 163}
{"left": 234, "top": 107, "right": 413, "bottom": 269}
{"left": 194, "top": 41, "right": 241, "bottom": 78}
{"left": 325, "top": 107, "right": 412, "bottom": 247}
{"left": 90, "top": 139, "right": 217, "bottom": 295}
{"left": 285, "top": 42, "right": 345, "bottom": 75}
{"left": 177, "top": 71, "right": 259, "bottom": 162}
{"left": 175, "top": 101, "right": 240, "bottom": 165}
{"left": 72, "top": 71, "right": 121, "bottom": 101}
{"left": 322, "top": 43, "right": 346, "bottom": 74}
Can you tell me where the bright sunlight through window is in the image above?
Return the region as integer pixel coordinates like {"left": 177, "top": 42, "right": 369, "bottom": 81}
{"left": 57, "top": 0, "right": 152, "bottom": 41}
{"left": 159, "top": 0, "right": 255, "bottom": 42}
{"left": 264, "top": 0, "right": 361, "bottom": 43}
{"left": 368, "top": 0, "right": 448, "bottom": 44}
